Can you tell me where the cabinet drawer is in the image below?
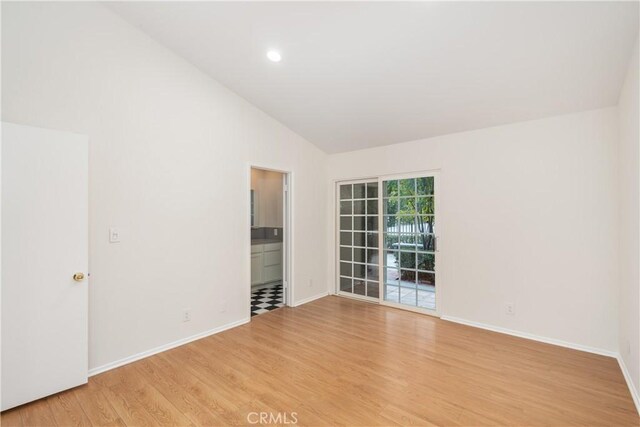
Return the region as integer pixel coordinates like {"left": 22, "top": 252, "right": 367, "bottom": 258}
{"left": 251, "top": 244, "right": 263, "bottom": 254}
{"left": 263, "top": 242, "right": 282, "bottom": 252}
{"left": 263, "top": 250, "right": 282, "bottom": 267}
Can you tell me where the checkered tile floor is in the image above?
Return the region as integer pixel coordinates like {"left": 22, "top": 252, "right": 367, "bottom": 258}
{"left": 251, "top": 283, "right": 284, "bottom": 317}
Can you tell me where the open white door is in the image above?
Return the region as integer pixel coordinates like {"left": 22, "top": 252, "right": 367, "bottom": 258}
{"left": 1, "top": 122, "right": 88, "bottom": 411}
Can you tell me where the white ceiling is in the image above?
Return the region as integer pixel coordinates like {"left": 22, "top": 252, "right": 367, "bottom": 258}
{"left": 108, "top": 2, "right": 639, "bottom": 154}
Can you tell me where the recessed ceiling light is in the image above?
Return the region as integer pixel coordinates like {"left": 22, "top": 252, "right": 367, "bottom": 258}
{"left": 267, "top": 50, "right": 281, "bottom": 62}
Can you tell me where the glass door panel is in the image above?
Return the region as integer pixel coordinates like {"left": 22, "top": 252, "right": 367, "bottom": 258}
{"left": 337, "top": 180, "right": 379, "bottom": 300}
{"left": 382, "top": 176, "right": 437, "bottom": 311}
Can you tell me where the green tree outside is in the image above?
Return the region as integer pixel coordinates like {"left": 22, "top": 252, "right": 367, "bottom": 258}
{"left": 384, "top": 178, "right": 435, "bottom": 280}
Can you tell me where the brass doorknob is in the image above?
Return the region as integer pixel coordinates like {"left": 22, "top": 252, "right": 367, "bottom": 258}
{"left": 73, "top": 272, "right": 85, "bottom": 282}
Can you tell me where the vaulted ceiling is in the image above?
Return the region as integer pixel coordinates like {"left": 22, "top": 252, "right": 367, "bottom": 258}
{"left": 108, "top": 1, "right": 639, "bottom": 153}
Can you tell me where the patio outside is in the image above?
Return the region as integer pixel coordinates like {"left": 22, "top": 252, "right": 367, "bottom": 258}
{"left": 384, "top": 254, "right": 436, "bottom": 309}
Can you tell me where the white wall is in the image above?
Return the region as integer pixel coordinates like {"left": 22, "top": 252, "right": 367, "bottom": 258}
{"left": 1, "top": 0, "right": 633, "bottom": 380}
{"left": 618, "top": 36, "right": 639, "bottom": 397}
{"left": 1, "top": 2, "right": 328, "bottom": 371}
{"left": 328, "top": 108, "right": 620, "bottom": 353}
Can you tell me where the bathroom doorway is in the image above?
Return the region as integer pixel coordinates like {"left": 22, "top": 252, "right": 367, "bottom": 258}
{"left": 249, "top": 166, "right": 291, "bottom": 317}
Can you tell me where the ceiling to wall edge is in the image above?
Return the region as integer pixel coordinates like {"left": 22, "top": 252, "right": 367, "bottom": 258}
{"left": 105, "top": 3, "right": 639, "bottom": 156}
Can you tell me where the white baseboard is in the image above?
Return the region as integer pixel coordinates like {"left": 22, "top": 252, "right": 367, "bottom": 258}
{"left": 293, "top": 291, "right": 328, "bottom": 307}
{"left": 617, "top": 354, "right": 640, "bottom": 415}
{"left": 88, "top": 293, "right": 328, "bottom": 377}
{"left": 441, "top": 315, "right": 617, "bottom": 358}
{"left": 88, "top": 318, "right": 250, "bottom": 376}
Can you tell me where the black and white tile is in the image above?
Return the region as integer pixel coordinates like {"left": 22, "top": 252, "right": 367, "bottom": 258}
{"left": 251, "top": 283, "right": 284, "bottom": 317}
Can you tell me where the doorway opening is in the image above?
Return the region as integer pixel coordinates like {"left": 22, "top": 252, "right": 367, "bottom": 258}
{"left": 249, "top": 167, "right": 290, "bottom": 317}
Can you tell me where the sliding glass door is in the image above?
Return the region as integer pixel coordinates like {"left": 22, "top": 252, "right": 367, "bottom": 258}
{"left": 336, "top": 173, "right": 438, "bottom": 314}
{"left": 381, "top": 176, "right": 437, "bottom": 312}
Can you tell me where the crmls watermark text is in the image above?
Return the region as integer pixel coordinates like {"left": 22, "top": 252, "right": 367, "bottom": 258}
{"left": 247, "top": 411, "right": 298, "bottom": 425}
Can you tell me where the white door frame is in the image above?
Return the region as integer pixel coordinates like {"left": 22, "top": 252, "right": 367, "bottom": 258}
{"left": 247, "top": 164, "right": 293, "bottom": 312}
{"left": 334, "top": 169, "right": 442, "bottom": 317}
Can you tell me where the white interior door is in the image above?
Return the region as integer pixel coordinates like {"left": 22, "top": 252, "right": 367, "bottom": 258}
{"left": 1, "top": 122, "right": 89, "bottom": 411}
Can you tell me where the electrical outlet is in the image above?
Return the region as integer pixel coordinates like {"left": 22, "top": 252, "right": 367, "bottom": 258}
{"left": 505, "top": 302, "right": 515, "bottom": 316}
{"left": 274, "top": 229, "right": 278, "bottom": 236}
{"left": 309, "top": 279, "right": 313, "bottom": 288}
{"left": 183, "top": 309, "right": 191, "bottom": 322}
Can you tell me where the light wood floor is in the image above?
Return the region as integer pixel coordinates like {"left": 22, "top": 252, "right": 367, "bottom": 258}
{"left": 2, "top": 296, "right": 638, "bottom": 426}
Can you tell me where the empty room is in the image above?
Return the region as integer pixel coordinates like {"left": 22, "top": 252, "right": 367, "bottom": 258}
{"left": 1, "top": 1, "right": 639, "bottom": 426}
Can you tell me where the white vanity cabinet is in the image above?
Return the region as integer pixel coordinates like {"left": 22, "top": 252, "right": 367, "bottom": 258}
{"left": 250, "top": 248, "right": 263, "bottom": 286}
{"left": 251, "top": 242, "right": 282, "bottom": 285}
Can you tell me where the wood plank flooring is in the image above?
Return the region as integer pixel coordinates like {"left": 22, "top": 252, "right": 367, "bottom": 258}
{"left": 2, "top": 296, "right": 638, "bottom": 426}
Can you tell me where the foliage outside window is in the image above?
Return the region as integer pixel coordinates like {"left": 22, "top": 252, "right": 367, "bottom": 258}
{"left": 384, "top": 178, "right": 435, "bottom": 281}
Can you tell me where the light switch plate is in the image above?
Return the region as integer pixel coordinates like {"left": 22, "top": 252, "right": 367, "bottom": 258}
{"left": 109, "top": 227, "right": 120, "bottom": 243}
